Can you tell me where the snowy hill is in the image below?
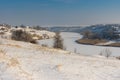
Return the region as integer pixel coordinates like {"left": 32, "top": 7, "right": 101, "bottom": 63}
{"left": 0, "top": 38, "right": 120, "bottom": 80}
{"left": 0, "top": 26, "right": 55, "bottom": 40}
{"left": 78, "top": 24, "right": 120, "bottom": 32}
{"left": 46, "top": 24, "right": 120, "bottom": 35}
{"left": 80, "top": 24, "right": 120, "bottom": 40}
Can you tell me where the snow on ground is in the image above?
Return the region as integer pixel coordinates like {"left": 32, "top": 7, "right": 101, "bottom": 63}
{"left": 38, "top": 32, "right": 120, "bottom": 57}
{"left": 37, "top": 38, "right": 54, "bottom": 48}
{"left": 0, "top": 38, "right": 120, "bottom": 80}
{"left": 96, "top": 41, "right": 116, "bottom": 45}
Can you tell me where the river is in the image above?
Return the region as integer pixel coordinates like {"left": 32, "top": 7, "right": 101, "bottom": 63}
{"left": 38, "top": 32, "right": 120, "bottom": 56}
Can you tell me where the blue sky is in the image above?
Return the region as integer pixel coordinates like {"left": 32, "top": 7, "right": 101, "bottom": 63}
{"left": 0, "top": 0, "right": 120, "bottom": 26}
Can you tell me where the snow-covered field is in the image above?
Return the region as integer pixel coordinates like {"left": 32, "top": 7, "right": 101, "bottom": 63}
{"left": 0, "top": 38, "right": 120, "bottom": 80}
{"left": 38, "top": 32, "right": 120, "bottom": 57}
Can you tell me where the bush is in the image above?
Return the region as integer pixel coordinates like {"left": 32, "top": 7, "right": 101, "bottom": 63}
{"left": 41, "top": 44, "right": 48, "bottom": 47}
{"left": 100, "top": 48, "right": 112, "bottom": 58}
{"left": 53, "top": 32, "right": 63, "bottom": 49}
{"left": 0, "top": 32, "right": 5, "bottom": 35}
{"left": 116, "top": 56, "right": 120, "bottom": 60}
{"left": 11, "top": 30, "right": 34, "bottom": 42}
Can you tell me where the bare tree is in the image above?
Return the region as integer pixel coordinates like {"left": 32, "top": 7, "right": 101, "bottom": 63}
{"left": 82, "top": 30, "right": 93, "bottom": 39}
{"left": 100, "top": 48, "right": 112, "bottom": 58}
{"left": 53, "top": 32, "right": 63, "bottom": 49}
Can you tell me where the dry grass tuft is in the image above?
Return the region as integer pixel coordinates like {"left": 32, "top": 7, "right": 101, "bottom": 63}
{"left": 6, "top": 44, "right": 22, "bottom": 48}
{"left": 0, "top": 49, "right": 6, "bottom": 59}
{"left": 55, "top": 64, "right": 63, "bottom": 71}
{"left": 106, "top": 43, "right": 120, "bottom": 47}
{"left": 0, "top": 48, "right": 20, "bottom": 67}
{"left": 9, "top": 58, "right": 19, "bottom": 67}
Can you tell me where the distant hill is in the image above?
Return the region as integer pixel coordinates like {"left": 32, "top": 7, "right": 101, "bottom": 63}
{"left": 80, "top": 24, "right": 120, "bottom": 32}
{"left": 46, "top": 24, "right": 120, "bottom": 40}
{"left": 46, "top": 24, "right": 120, "bottom": 34}
{"left": 46, "top": 26, "right": 84, "bottom": 32}
{"left": 80, "top": 24, "right": 120, "bottom": 40}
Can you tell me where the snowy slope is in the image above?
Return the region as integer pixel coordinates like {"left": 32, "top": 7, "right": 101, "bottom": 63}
{"left": 0, "top": 27, "right": 55, "bottom": 40}
{"left": 0, "top": 38, "right": 120, "bottom": 80}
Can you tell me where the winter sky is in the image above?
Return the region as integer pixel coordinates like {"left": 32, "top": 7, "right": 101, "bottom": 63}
{"left": 0, "top": 0, "right": 120, "bottom": 26}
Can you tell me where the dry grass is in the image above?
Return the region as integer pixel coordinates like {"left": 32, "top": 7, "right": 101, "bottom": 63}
{"left": 55, "top": 64, "right": 63, "bottom": 71}
{"left": 0, "top": 49, "right": 7, "bottom": 59}
{"left": 9, "top": 58, "right": 19, "bottom": 67}
{"left": 0, "top": 48, "right": 20, "bottom": 67}
{"left": 32, "top": 44, "right": 68, "bottom": 53}
{"left": 106, "top": 43, "right": 120, "bottom": 47}
{"left": 76, "top": 39, "right": 107, "bottom": 45}
{"left": 77, "top": 39, "right": 120, "bottom": 47}
{"left": 6, "top": 44, "right": 22, "bottom": 48}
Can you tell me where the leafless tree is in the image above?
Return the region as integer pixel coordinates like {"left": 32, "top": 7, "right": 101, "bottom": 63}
{"left": 53, "top": 32, "right": 63, "bottom": 49}
{"left": 100, "top": 48, "right": 112, "bottom": 58}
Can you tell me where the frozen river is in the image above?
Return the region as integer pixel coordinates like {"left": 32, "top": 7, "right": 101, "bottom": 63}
{"left": 38, "top": 32, "right": 120, "bottom": 56}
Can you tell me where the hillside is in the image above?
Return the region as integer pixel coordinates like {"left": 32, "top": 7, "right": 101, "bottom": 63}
{"left": 0, "top": 38, "right": 120, "bottom": 80}
{"left": 0, "top": 26, "right": 55, "bottom": 41}
{"left": 80, "top": 24, "right": 120, "bottom": 40}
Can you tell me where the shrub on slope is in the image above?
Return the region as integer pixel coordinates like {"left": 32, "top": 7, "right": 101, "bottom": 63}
{"left": 11, "top": 30, "right": 35, "bottom": 43}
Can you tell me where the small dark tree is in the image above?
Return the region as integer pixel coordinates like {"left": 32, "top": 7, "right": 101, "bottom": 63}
{"left": 53, "top": 32, "right": 63, "bottom": 49}
{"left": 15, "top": 26, "right": 18, "bottom": 28}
